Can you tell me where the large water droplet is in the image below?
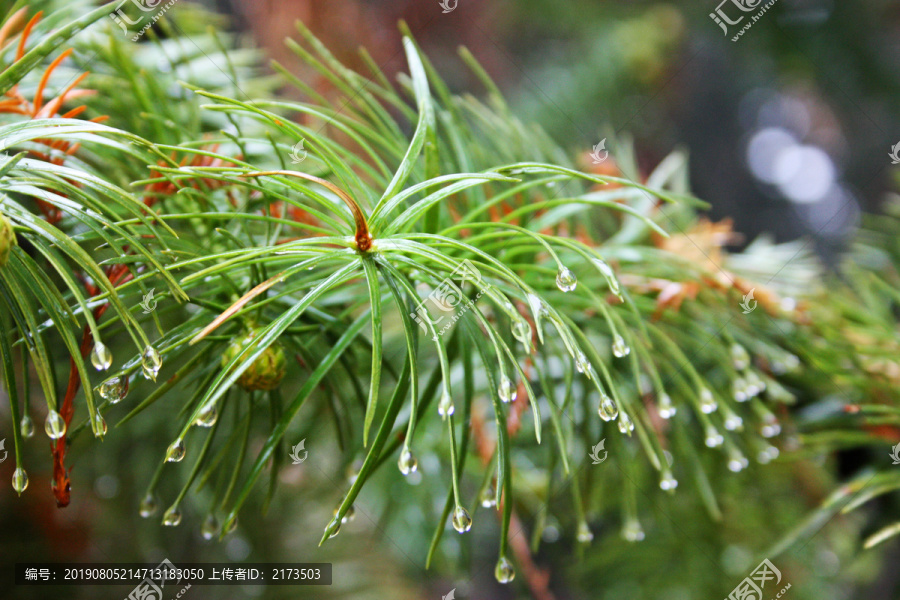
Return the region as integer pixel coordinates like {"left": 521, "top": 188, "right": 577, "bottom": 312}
{"left": 576, "top": 522, "right": 594, "bottom": 543}
{"left": 657, "top": 393, "right": 676, "bottom": 419}
{"left": 659, "top": 470, "right": 678, "bottom": 491}
{"left": 141, "top": 345, "right": 162, "bottom": 381}
{"left": 612, "top": 334, "right": 630, "bottom": 358}
{"left": 44, "top": 410, "right": 66, "bottom": 440}
{"left": 698, "top": 389, "right": 717, "bottom": 414}
{"left": 556, "top": 267, "right": 577, "bottom": 292}
{"left": 437, "top": 391, "right": 454, "bottom": 418}
{"left": 92, "top": 414, "right": 108, "bottom": 438}
{"left": 498, "top": 376, "right": 517, "bottom": 403}
{"left": 511, "top": 319, "right": 532, "bottom": 345}
{"left": 201, "top": 514, "right": 219, "bottom": 540}
{"left": 99, "top": 376, "right": 127, "bottom": 404}
{"left": 20, "top": 414, "right": 34, "bottom": 438}
{"left": 730, "top": 343, "right": 749, "bottom": 370}
{"left": 598, "top": 394, "right": 619, "bottom": 421}
{"left": 194, "top": 402, "right": 217, "bottom": 427}
{"left": 494, "top": 556, "right": 515, "bottom": 584}
{"left": 451, "top": 505, "right": 472, "bottom": 533}
{"left": 398, "top": 447, "right": 418, "bottom": 476}
{"left": 622, "top": 520, "right": 645, "bottom": 542}
{"left": 166, "top": 438, "right": 186, "bottom": 462}
{"left": 139, "top": 493, "right": 158, "bottom": 517}
{"left": 12, "top": 468, "right": 28, "bottom": 494}
{"left": 162, "top": 505, "right": 182, "bottom": 527}
{"left": 91, "top": 341, "right": 113, "bottom": 371}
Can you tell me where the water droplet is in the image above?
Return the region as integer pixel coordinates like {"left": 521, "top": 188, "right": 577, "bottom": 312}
{"left": 201, "top": 514, "right": 219, "bottom": 540}
{"left": 612, "top": 334, "right": 630, "bottom": 358}
{"left": 327, "top": 519, "right": 341, "bottom": 538}
{"left": 659, "top": 470, "right": 678, "bottom": 491}
{"left": 698, "top": 389, "right": 717, "bottom": 414}
{"left": 92, "top": 414, "right": 108, "bottom": 438}
{"left": 438, "top": 391, "right": 454, "bottom": 418}
{"left": 99, "top": 376, "right": 127, "bottom": 404}
{"left": 574, "top": 351, "right": 590, "bottom": 374}
{"left": 20, "top": 415, "right": 34, "bottom": 438}
{"left": 479, "top": 486, "right": 497, "bottom": 508}
{"left": 724, "top": 413, "right": 743, "bottom": 431}
{"left": 727, "top": 454, "right": 749, "bottom": 473}
{"left": 511, "top": 319, "right": 532, "bottom": 344}
{"left": 141, "top": 345, "right": 162, "bottom": 381}
{"left": 12, "top": 468, "right": 28, "bottom": 494}
{"left": 732, "top": 378, "right": 748, "bottom": 402}
{"left": 757, "top": 445, "right": 779, "bottom": 463}
{"left": 451, "top": 505, "right": 472, "bottom": 533}
{"left": 617, "top": 412, "right": 634, "bottom": 434}
{"left": 576, "top": 522, "right": 594, "bottom": 543}
{"left": 224, "top": 515, "right": 238, "bottom": 534}
{"left": 91, "top": 341, "right": 113, "bottom": 371}
{"left": 745, "top": 371, "right": 765, "bottom": 396}
{"left": 139, "top": 493, "right": 158, "bottom": 517}
{"left": 494, "top": 556, "right": 515, "bottom": 584}
{"left": 555, "top": 267, "right": 577, "bottom": 292}
{"left": 194, "top": 402, "right": 217, "bottom": 427}
{"left": 44, "top": 410, "right": 66, "bottom": 440}
{"left": 730, "top": 344, "right": 749, "bottom": 371}
{"left": 783, "top": 353, "right": 800, "bottom": 372}
{"left": 398, "top": 447, "right": 418, "bottom": 476}
{"left": 622, "top": 520, "right": 645, "bottom": 542}
{"left": 162, "top": 505, "right": 182, "bottom": 526}
{"left": 593, "top": 259, "right": 622, "bottom": 298}
{"left": 597, "top": 394, "right": 619, "bottom": 422}
{"left": 760, "top": 419, "right": 781, "bottom": 438}
{"left": 526, "top": 293, "right": 549, "bottom": 322}
{"left": 498, "top": 376, "right": 517, "bottom": 403}
{"left": 704, "top": 426, "right": 724, "bottom": 448}
{"left": 166, "top": 438, "right": 186, "bottom": 462}
{"left": 334, "top": 504, "right": 356, "bottom": 524}
{"left": 658, "top": 394, "right": 676, "bottom": 419}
